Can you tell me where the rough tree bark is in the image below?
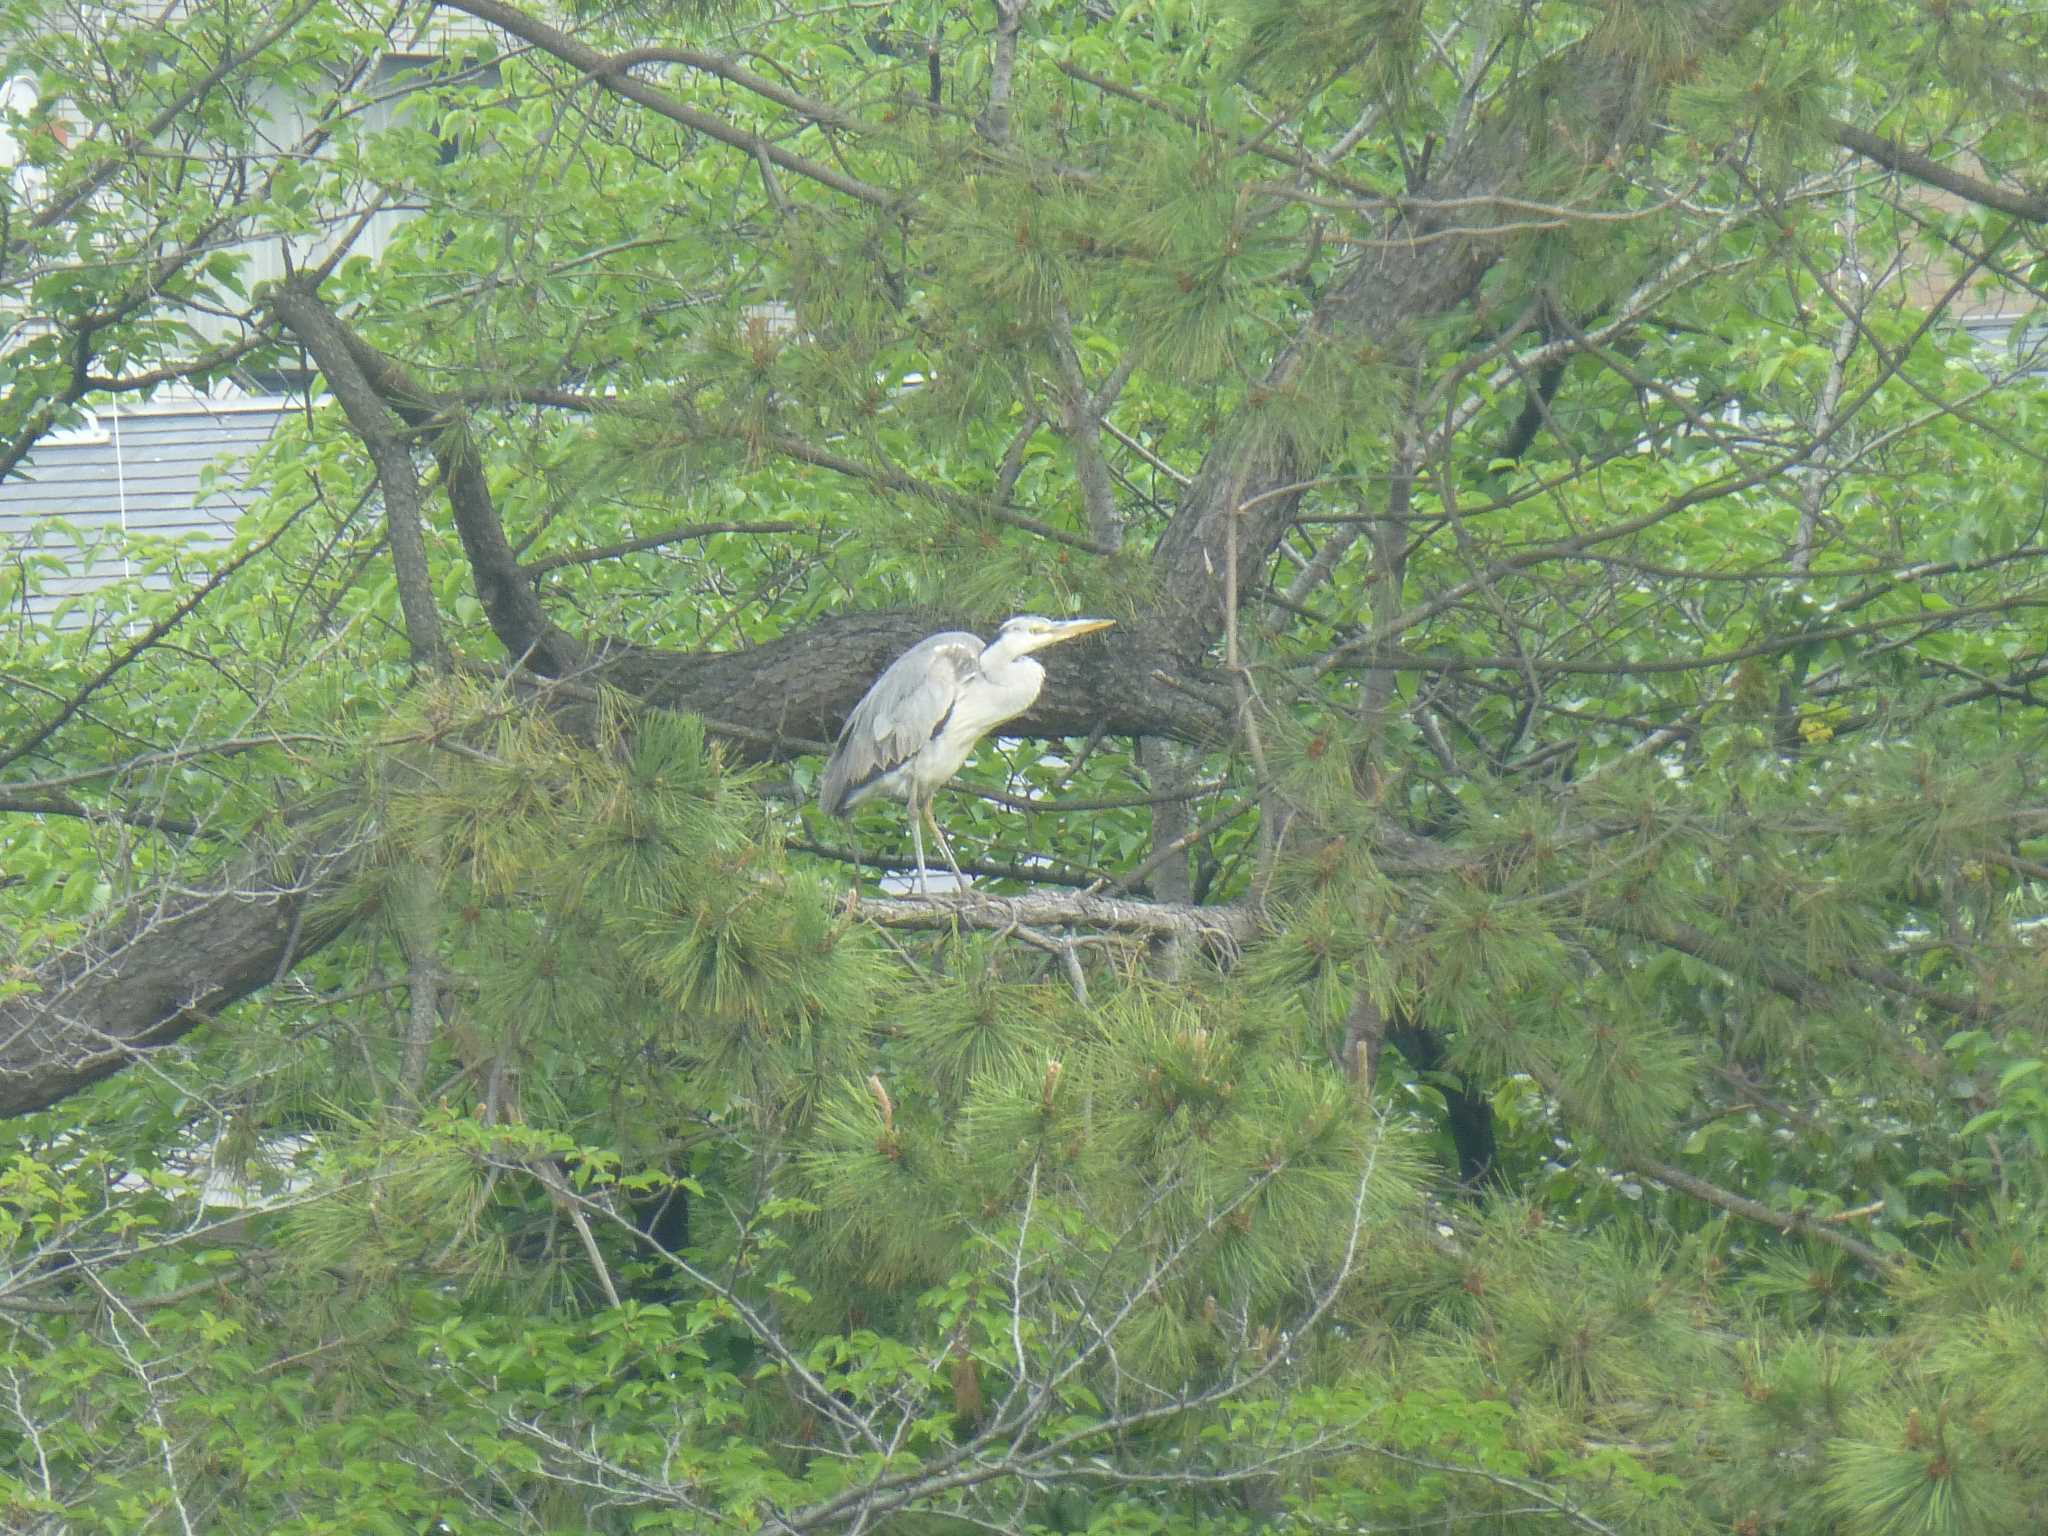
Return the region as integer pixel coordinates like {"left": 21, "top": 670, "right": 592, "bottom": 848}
{"left": 0, "top": 824, "right": 360, "bottom": 1117}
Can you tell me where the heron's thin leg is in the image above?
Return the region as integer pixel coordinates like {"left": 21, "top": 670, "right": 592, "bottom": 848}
{"left": 924, "top": 800, "right": 965, "bottom": 890}
{"left": 908, "top": 795, "right": 930, "bottom": 895}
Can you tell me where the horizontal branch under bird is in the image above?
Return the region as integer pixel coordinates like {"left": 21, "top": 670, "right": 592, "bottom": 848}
{"left": 849, "top": 890, "right": 1263, "bottom": 946}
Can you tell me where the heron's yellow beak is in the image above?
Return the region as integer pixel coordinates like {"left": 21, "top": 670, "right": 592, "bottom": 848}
{"left": 1049, "top": 618, "right": 1115, "bottom": 644}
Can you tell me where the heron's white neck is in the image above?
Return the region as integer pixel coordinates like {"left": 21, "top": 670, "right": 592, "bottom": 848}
{"left": 976, "top": 632, "right": 1049, "bottom": 697}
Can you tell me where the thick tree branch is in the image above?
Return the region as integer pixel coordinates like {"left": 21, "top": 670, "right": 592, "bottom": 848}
{"left": 281, "top": 304, "right": 1227, "bottom": 745}
{"left": 0, "top": 817, "right": 361, "bottom": 1119}
{"left": 606, "top": 609, "right": 1225, "bottom": 752}
{"left": 1826, "top": 117, "right": 2048, "bottom": 225}
{"left": 0, "top": 0, "right": 1810, "bottom": 1135}
{"left": 269, "top": 282, "right": 445, "bottom": 669}
{"left": 977, "top": 0, "right": 1026, "bottom": 146}
{"left": 312, "top": 313, "right": 592, "bottom": 677}
{"left": 0, "top": 634, "right": 1223, "bottom": 1123}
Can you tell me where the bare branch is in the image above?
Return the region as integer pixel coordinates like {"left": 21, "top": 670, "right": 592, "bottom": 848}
{"left": 850, "top": 890, "right": 1262, "bottom": 946}
{"left": 1633, "top": 1156, "right": 1897, "bottom": 1272}
{"left": 435, "top": 0, "right": 901, "bottom": 208}
{"left": 1047, "top": 302, "right": 1129, "bottom": 552}
{"left": 0, "top": 502, "right": 317, "bottom": 777}
{"left": 523, "top": 521, "right": 808, "bottom": 575}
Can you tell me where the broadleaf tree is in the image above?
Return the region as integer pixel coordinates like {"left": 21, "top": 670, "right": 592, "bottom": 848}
{"left": 2, "top": 0, "right": 2047, "bottom": 1529}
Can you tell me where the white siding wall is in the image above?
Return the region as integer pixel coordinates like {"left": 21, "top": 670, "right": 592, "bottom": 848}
{"left": 0, "top": 397, "right": 288, "bottom": 626}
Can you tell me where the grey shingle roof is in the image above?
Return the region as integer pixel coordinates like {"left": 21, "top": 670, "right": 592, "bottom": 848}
{"left": 0, "top": 397, "right": 289, "bottom": 626}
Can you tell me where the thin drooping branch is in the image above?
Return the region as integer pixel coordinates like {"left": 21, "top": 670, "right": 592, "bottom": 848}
{"left": 1316, "top": 591, "right": 2048, "bottom": 679}
{"left": 1515, "top": 1055, "right": 1898, "bottom": 1271}
{"left": 1054, "top": 61, "right": 1381, "bottom": 200}
{"left": 759, "top": 426, "right": 1119, "bottom": 555}
{"left": 0, "top": 499, "right": 317, "bottom": 778}
{"left": 528, "top": 1157, "right": 622, "bottom": 1308}
{"left": 483, "top": 385, "right": 1122, "bottom": 556}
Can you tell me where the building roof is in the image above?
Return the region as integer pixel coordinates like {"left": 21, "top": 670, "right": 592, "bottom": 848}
{"left": 0, "top": 396, "right": 289, "bottom": 626}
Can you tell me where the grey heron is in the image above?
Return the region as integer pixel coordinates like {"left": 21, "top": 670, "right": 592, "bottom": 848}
{"left": 819, "top": 616, "right": 1115, "bottom": 892}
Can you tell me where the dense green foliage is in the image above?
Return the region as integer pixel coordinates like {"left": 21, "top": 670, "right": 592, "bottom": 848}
{"left": 3, "top": 0, "right": 2048, "bottom": 1530}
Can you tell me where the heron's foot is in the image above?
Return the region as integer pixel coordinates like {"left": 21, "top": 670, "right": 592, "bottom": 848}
{"left": 924, "top": 815, "right": 969, "bottom": 895}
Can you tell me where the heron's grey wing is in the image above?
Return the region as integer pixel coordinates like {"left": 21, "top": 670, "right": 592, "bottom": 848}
{"left": 819, "top": 633, "right": 984, "bottom": 815}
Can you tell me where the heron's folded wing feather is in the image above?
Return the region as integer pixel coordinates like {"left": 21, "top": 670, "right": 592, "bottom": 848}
{"left": 820, "top": 634, "right": 983, "bottom": 814}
